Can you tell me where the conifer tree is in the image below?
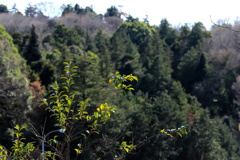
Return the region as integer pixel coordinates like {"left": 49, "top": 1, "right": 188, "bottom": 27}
{"left": 172, "top": 24, "right": 191, "bottom": 78}
{"left": 159, "top": 18, "right": 178, "bottom": 46}
{"left": 181, "top": 110, "right": 236, "bottom": 160}
{"left": 104, "top": 6, "right": 120, "bottom": 18}
{"left": 85, "top": 32, "right": 97, "bottom": 52}
{"left": 177, "top": 48, "right": 207, "bottom": 92}
{"left": 0, "top": 25, "right": 31, "bottom": 148}
{"left": 111, "top": 30, "right": 141, "bottom": 75}
{"left": 11, "top": 32, "right": 23, "bottom": 51}
{"left": 0, "top": 4, "right": 8, "bottom": 13}
{"left": 188, "top": 22, "right": 210, "bottom": 49}
{"left": 139, "top": 34, "right": 172, "bottom": 95}
{"left": 95, "top": 30, "right": 114, "bottom": 78}
{"left": 145, "top": 55, "right": 173, "bottom": 95}
{"left": 23, "top": 24, "right": 42, "bottom": 73}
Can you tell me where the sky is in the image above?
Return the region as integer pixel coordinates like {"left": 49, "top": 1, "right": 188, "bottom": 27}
{"left": 1, "top": 0, "right": 240, "bottom": 30}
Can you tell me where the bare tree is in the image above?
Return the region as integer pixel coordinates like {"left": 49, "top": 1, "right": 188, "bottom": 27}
{"left": 36, "top": 1, "right": 62, "bottom": 18}
{"left": 211, "top": 17, "right": 240, "bottom": 32}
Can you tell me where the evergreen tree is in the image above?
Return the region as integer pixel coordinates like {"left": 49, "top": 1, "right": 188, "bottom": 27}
{"left": 126, "top": 15, "right": 139, "bottom": 22}
{"left": 0, "top": 25, "right": 31, "bottom": 148}
{"left": 84, "top": 32, "right": 97, "bottom": 52}
{"left": 145, "top": 55, "right": 173, "bottom": 95}
{"left": 139, "top": 34, "right": 172, "bottom": 96}
{"left": 53, "top": 24, "right": 69, "bottom": 45}
{"left": 0, "top": 4, "right": 8, "bottom": 13}
{"left": 110, "top": 30, "right": 126, "bottom": 67}
{"left": 179, "top": 110, "right": 239, "bottom": 160}
{"left": 104, "top": 6, "right": 120, "bottom": 18}
{"left": 52, "top": 24, "right": 72, "bottom": 53}
{"left": 159, "top": 18, "right": 178, "bottom": 46}
{"left": 122, "top": 38, "right": 141, "bottom": 75}
{"left": 178, "top": 24, "right": 191, "bottom": 51}
{"left": 116, "top": 21, "right": 156, "bottom": 50}
{"left": 72, "top": 51, "right": 107, "bottom": 101}
{"left": 61, "top": 4, "right": 74, "bottom": 16}
{"left": 39, "top": 63, "right": 56, "bottom": 87}
{"left": 24, "top": 4, "right": 39, "bottom": 17}
{"left": 111, "top": 30, "right": 141, "bottom": 75}
{"left": 99, "top": 47, "right": 113, "bottom": 79}
{"left": 188, "top": 22, "right": 210, "bottom": 49}
{"left": 61, "top": 4, "right": 95, "bottom": 16}
{"left": 95, "top": 30, "right": 114, "bottom": 78}
{"left": 172, "top": 24, "right": 191, "bottom": 78}
{"left": 19, "top": 34, "right": 30, "bottom": 54}
{"left": 139, "top": 36, "right": 155, "bottom": 70}
{"left": 177, "top": 48, "right": 208, "bottom": 92}
{"left": 11, "top": 32, "right": 23, "bottom": 51}
{"left": 83, "top": 6, "right": 94, "bottom": 14}
{"left": 23, "top": 24, "right": 42, "bottom": 73}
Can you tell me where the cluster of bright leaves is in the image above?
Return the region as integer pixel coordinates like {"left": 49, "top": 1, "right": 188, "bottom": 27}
{"left": 42, "top": 62, "right": 138, "bottom": 156}
{"left": 160, "top": 126, "right": 188, "bottom": 138}
{"left": 0, "top": 146, "right": 7, "bottom": 160}
{"left": 0, "top": 125, "right": 35, "bottom": 160}
{"left": 120, "top": 141, "right": 137, "bottom": 153}
{"left": 109, "top": 71, "right": 138, "bottom": 95}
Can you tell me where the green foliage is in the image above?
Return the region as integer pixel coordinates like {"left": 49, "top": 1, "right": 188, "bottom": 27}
{"left": 1, "top": 11, "right": 240, "bottom": 160}
{"left": 138, "top": 34, "right": 173, "bottom": 96}
{"left": 41, "top": 62, "right": 126, "bottom": 159}
{"left": 53, "top": 24, "right": 70, "bottom": 46}
{"left": 0, "top": 145, "right": 8, "bottom": 160}
{"left": 94, "top": 30, "right": 114, "bottom": 78}
{"left": 106, "top": 79, "right": 197, "bottom": 159}
{"left": 0, "top": 26, "right": 32, "bottom": 148}
{"left": 177, "top": 48, "right": 208, "bottom": 92}
{"left": 24, "top": 4, "right": 41, "bottom": 17}
{"left": 144, "top": 54, "right": 173, "bottom": 94}
{"left": 11, "top": 32, "right": 23, "bottom": 50}
{"left": 116, "top": 21, "right": 156, "bottom": 48}
{"left": 23, "top": 24, "right": 42, "bottom": 73}
{"left": 110, "top": 30, "right": 141, "bottom": 75}
{"left": 11, "top": 125, "right": 35, "bottom": 160}
{"left": 104, "top": 6, "right": 120, "bottom": 18}
{"left": 159, "top": 19, "right": 178, "bottom": 46}
{"left": 120, "top": 141, "right": 136, "bottom": 153}
{"left": 0, "top": 125, "right": 35, "bottom": 160}
{"left": 109, "top": 71, "right": 138, "bottom": 95}
{"left": 84, "top": 32, "right": 97, "bottom": 52}
{"left": 43, "top": 49, "right": 62, "bottom": 67}
{"left": 188, "top": 22, "right": 210, "bottom": 48}
{"left": 39, "top": 63, "right": 56, "bottom": 87}
{"left": 53, "top": 24, "right": 83, "bottom": 51}
{"left": 71, "top": 51, "right": 107, "bottom": 100}
{"left": 180, "top": 110, "right": 239, "bottom": 160}
{"left": 0, "top": 61, "right": 139, "bottom": 160}
{"left": 126, "top": 15, "right": 139, "bottom": 22}
{"left": 0, "top": 4, "right": 8, "bottom": 13}
{"left": 61, "top": 4, "right": 74, "bottom": 16}
{"left": 61, "top": 4, "right": 95, "bottom": 16}
{"left": 0, "top": 25, "right": 28, "bottom": 80}
{"left": 105, "top": 90, "right": 192, "bottom": 160}
{"left": 159, "top": 126, "right": 188, "bottom": 138}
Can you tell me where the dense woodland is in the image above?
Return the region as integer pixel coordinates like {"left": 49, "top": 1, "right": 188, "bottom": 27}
{"left": 1, "top": 3, "right": 240, "bottom": 160}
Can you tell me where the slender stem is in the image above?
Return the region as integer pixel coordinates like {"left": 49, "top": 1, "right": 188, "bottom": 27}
{"left": 42, "top": 129, "right": 64, "bottom": 160}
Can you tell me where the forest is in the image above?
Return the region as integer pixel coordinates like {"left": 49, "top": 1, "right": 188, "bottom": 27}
{"left": 0, "top": 2, "right": 240, "bottom": 160}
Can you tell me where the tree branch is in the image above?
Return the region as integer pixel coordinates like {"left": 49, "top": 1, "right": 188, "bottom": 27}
{"left": 210, "top": 16, "right": 240, "bottom": 32}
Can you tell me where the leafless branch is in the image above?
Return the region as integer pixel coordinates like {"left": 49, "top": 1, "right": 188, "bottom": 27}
{"left": 210, "top": 16, "right": 240, "bottom": 32}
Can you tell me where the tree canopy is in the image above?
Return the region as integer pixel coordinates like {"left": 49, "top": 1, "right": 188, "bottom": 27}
{"left": 0, "top": 3, "right": 240, "bottom": 160}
